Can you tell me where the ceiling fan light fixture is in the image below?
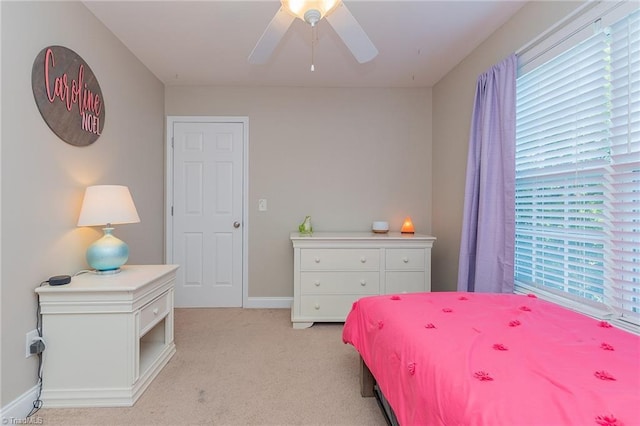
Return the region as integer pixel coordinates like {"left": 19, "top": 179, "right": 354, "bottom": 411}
{"left": 304, "top": 9, "right": 321, "bottom": 26}
{"left": 281, "top": 0, "right": 339, "bottom": 22}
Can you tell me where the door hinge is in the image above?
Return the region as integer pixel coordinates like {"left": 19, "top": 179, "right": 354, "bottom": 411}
{"left": 171, "top": 137, "right": 174, "bottom": 148}
{"left": 171, "top": 206, "right": 174, "bottom": 216}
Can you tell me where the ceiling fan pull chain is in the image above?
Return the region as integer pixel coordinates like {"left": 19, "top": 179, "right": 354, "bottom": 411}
{"left": 310, "top": 25, "right": 316, "bottom": 72}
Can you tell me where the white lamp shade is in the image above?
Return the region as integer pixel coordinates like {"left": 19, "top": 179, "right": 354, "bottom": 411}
{"left": 77, "top": 185, "right": 140, "bottom": 227}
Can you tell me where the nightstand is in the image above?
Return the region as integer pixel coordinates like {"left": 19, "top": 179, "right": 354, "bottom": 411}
{"left": 35, "top": 264, "right": 179, "bottom": 407}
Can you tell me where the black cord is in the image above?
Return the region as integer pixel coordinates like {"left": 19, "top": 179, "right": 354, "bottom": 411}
{"left": 26, "top": 280, "right": 47, "bottom": 418}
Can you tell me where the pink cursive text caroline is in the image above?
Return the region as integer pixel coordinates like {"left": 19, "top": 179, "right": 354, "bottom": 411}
{"left": 44, "top": 48, "right": 102, "bottom": 134}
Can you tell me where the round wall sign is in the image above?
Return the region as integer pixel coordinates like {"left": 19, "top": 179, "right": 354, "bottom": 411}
{"left": 31, "top": 46, "right": 105, "bottom": 147}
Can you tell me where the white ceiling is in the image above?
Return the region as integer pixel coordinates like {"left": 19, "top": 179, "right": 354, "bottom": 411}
{"left": 84, "top": 0, "right": 526, "bottom": 88}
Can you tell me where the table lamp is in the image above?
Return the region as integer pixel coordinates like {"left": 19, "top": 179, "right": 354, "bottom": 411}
{"left": 77, "top": 185, "right": 140, "bottom": 274}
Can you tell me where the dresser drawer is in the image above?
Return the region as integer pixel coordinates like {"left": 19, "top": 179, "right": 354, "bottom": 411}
{"left": 300, "top": 272, "right": 379, "bottom": 294}
{"left": 386, "top": 249, "right": 425, "bottom": 270}
{"left": 385, "top": 271, "right": 427, "bottom": 294}
{"left": 139, "top": 291, "right": 170, "bottom": 335}
{"left": 299, "top": 294, "right": 362, "bottom": 319}
{"left": 300, "top": 249, "right": 379, "bottom": 271}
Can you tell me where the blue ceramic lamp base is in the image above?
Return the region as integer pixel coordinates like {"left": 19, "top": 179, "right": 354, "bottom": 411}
{"left": 86, "top": 227, "right": 129, "bottom": 274}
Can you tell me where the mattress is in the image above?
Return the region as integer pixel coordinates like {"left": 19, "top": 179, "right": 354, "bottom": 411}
{"left": 342, "top": 292, "right": 640, "bottom": 426}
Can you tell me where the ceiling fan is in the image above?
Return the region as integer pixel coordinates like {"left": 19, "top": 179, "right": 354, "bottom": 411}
{"left": 248, "top": 0, "right": 378, "bottom": 66}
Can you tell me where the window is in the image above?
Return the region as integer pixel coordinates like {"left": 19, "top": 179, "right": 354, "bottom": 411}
{"left": 515, "top": 6, "right": 639, "bottom": 328}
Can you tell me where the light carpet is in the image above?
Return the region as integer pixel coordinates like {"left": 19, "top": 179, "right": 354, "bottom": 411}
{"left": 36, "top": 308, "right": 386, "bottom": 426}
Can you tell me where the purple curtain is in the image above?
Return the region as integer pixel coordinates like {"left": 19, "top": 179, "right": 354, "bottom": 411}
{"left": 457, "top": 54, "right": 517, "bottom": 293}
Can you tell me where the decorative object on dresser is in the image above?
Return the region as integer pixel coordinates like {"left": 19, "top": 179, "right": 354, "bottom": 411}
{"left": 290, "top": 232, "right": 436, "bottom": 329}
{"left": 400, "top": 216, "right": 415, "bottom": 234}
{"left": 77, "top": 185, "right": 140, "bottom": 274}
{"left": 34, "top": 264, "right": 178, "bottom": 407}
{"left": 298, "top": 215, "right": 313, "bottom": 235}
{"left": 371, "top": 221, "right": 389, "bottom": 234}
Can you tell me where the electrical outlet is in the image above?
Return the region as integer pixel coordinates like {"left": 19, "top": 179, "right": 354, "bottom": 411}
{"left": 258, "top": 199, "right": 267, "bottom": 211}
{"left": 25, "top": 329, "right": 39, "bottom": 358}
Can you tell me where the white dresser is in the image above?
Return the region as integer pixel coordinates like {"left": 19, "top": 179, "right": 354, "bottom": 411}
{"left": 35, "top": 264, "right": 179, "bottom": 407}
{"left": 290, "top": 232, "right": 436, "bottom": 329}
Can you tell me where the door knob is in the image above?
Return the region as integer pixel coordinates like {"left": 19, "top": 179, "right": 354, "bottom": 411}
{"left": 233, "top": 221, "right": 241, "bottom": 228}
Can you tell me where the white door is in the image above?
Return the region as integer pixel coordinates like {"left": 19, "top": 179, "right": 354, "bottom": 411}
{"left": 169, "top": 119, "right": 245, "bottom": 307}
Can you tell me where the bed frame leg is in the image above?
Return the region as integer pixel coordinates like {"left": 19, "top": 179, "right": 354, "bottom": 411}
{"left": 360, "top": 356, "right": 375, "bottom": 397}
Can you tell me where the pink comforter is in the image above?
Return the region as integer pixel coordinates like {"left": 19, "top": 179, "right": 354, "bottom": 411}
{"left": 342, "top": 292, "right": 640, "bottom": 426}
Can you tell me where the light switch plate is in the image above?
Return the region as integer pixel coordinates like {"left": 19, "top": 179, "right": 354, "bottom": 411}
{"left": 258, "top": 199, "right": 267, "bottom": 211}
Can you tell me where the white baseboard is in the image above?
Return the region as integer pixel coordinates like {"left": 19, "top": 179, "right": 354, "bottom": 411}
{"left": 1, "top": 384, "right": 40, "bottom": 424}
{"left": 244, "top": 297, "right": 292, "bottom": 309}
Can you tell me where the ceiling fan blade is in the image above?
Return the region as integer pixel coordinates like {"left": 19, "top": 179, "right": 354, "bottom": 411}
{"left": 248, "top": 7, "right": 295, "bottom": 64}
{"left": 326, "top": 3, "right": 378, "bottom": 64}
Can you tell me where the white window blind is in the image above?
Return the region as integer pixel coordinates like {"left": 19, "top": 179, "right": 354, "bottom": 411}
{"left": 515, "top": 8, "right": 639, "bottom": 326}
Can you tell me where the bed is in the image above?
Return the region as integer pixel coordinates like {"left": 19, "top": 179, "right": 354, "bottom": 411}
{"left": 342, "top": 292, "right": 640, "bottom": 426}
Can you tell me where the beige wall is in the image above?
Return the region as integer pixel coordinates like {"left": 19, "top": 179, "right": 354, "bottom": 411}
{"left": 431, "top": 0, "right": 585, "bottom": 292}
{"left": 1, "top": 1, "right": 165, "bottom": 407}
{"left": 1, "top": 0, "right": 589, "bottom": 412}
{"left": 166, "top": 86, "right": 433, "bottom": 298}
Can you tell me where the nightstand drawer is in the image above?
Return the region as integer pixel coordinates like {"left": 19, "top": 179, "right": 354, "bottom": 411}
{"left": 140, "top": 291, "right": 170, "bottom": 334}
{"left": 300, "top": 272, "right": 380, "bottom": 294}
{"left": 299, "top": 295, "right": 361, "bottom": 319}
{"left": 386, "top": 249, "right": 425, "bottom": 270}
{"left": 300, "top": 249, "right": 379, "bottom": 270}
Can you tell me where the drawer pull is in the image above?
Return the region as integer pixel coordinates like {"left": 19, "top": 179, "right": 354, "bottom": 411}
{"left": 314, "top": 303, "right": 320, "bottom": 310}
{"left": 360, "top": 257, "right": 367, "bottom": 263}
{"left": 403, "top": 257, "right": 409, "bottom": 263}
{"left": 314, "top": 280, "right": 321, "bottom": 287}
{"left": 153, "top": 308, "right": 159, "bottom": 315}
{"left": 314, "top": 257, "right": 321, "bottom": 263}
{"left": 360, "top": 280, "right": 367, "bottom": 286}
